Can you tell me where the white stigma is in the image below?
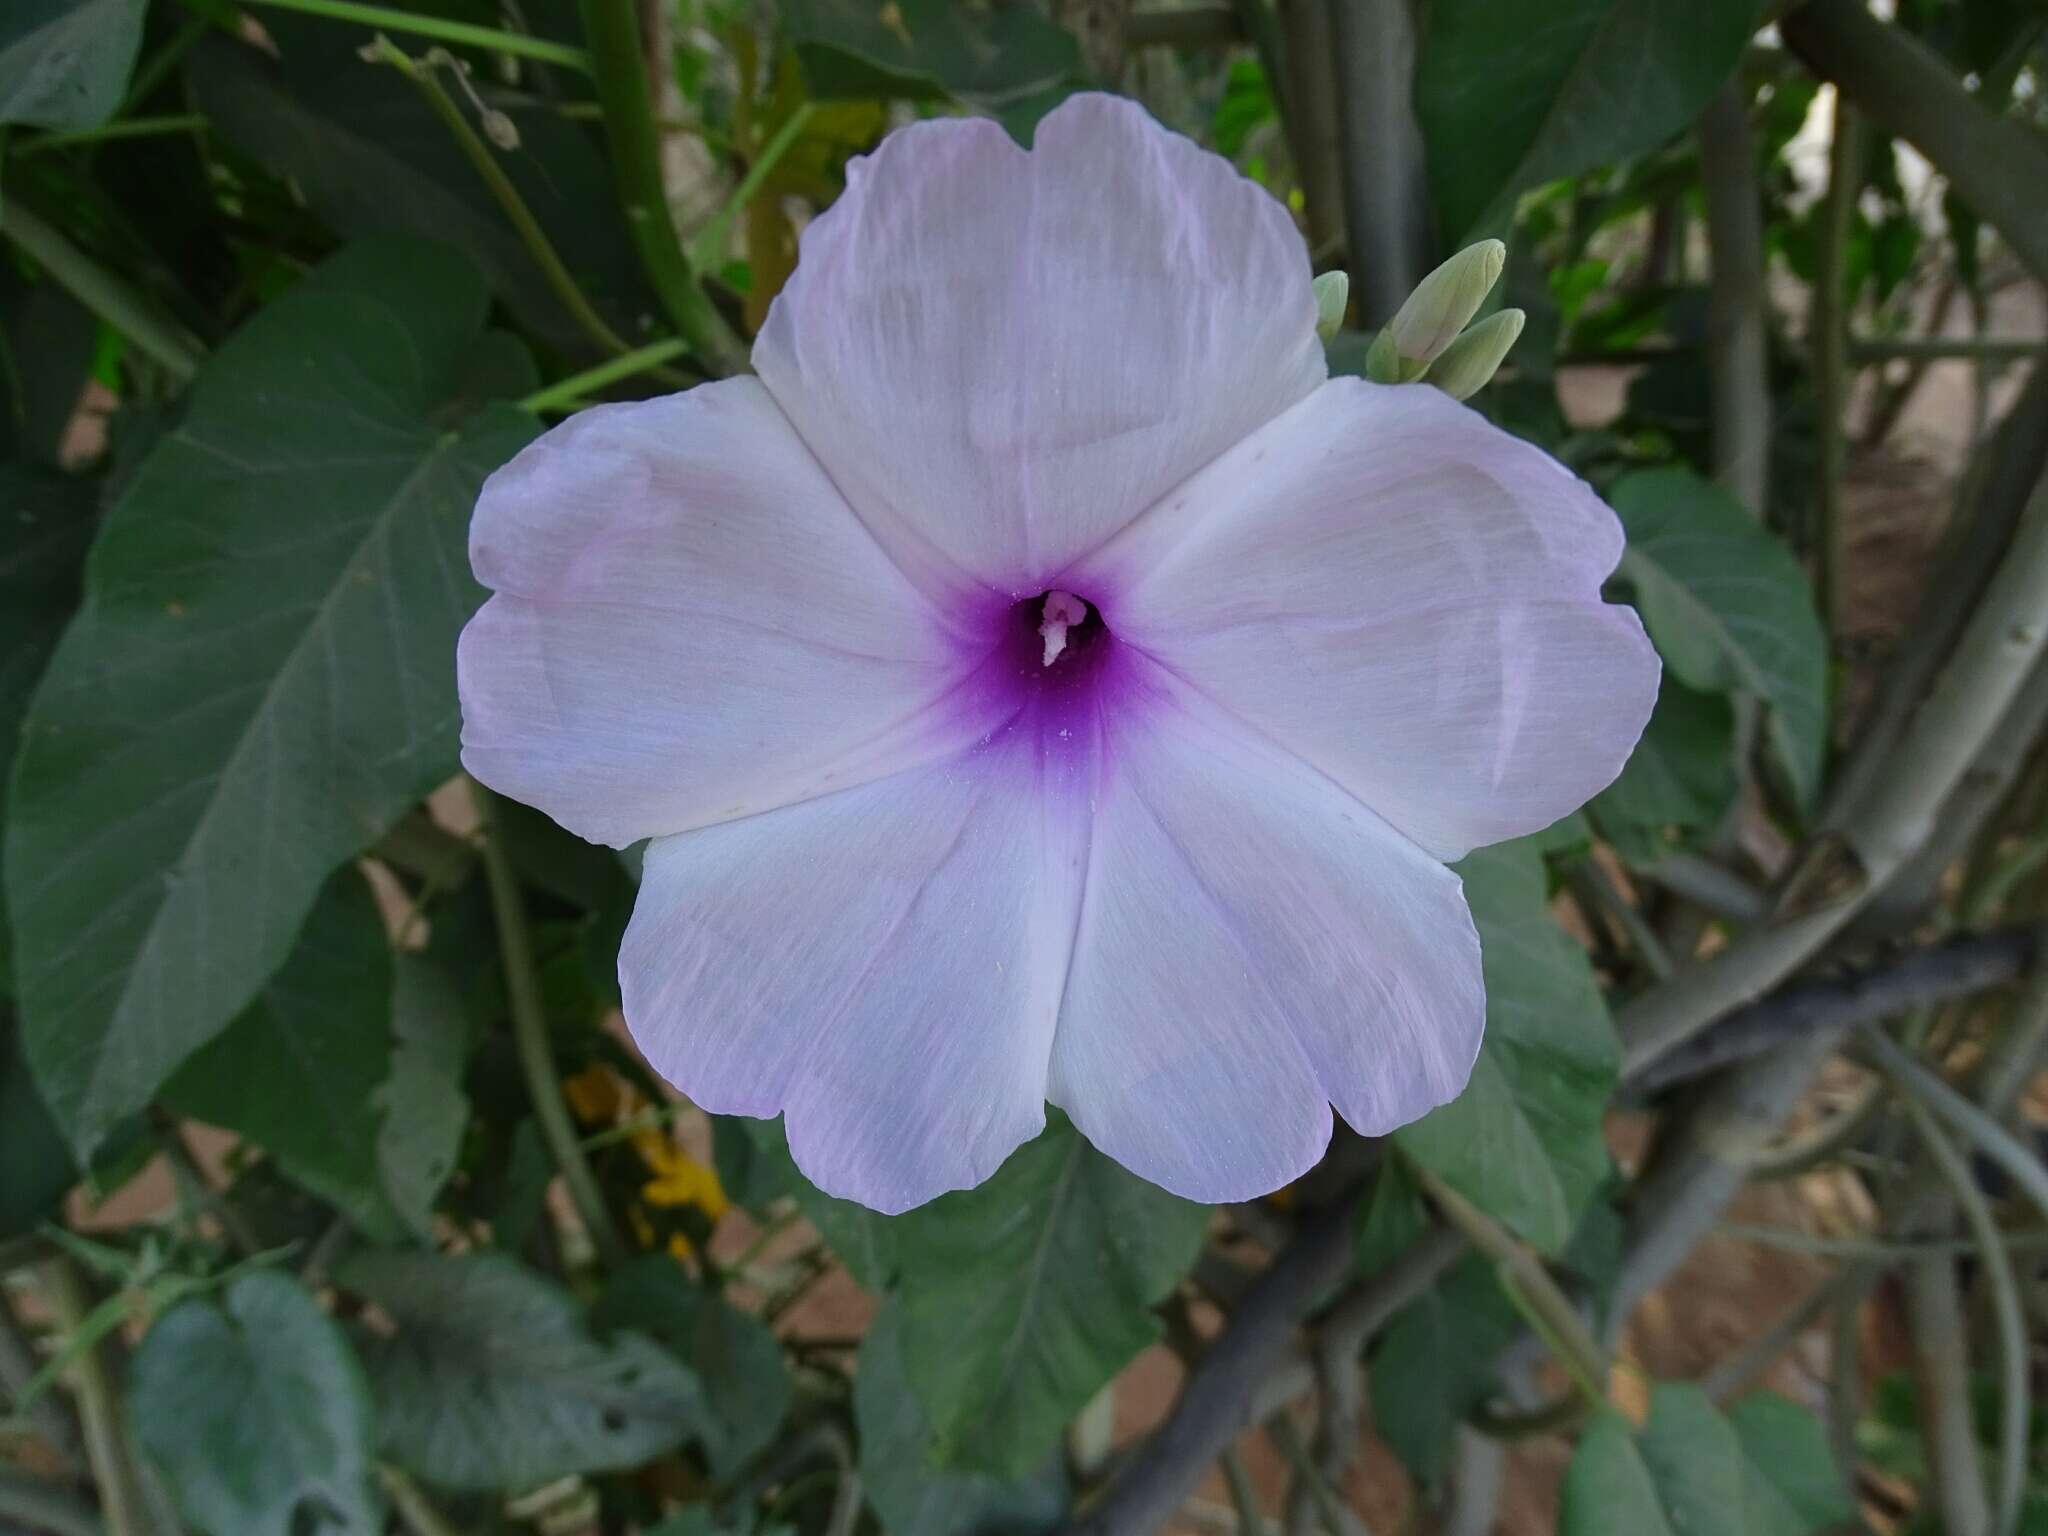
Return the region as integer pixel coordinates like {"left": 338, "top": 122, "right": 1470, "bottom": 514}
{"left": 1040, "top": 590, "right": 1088, "bottom": 667}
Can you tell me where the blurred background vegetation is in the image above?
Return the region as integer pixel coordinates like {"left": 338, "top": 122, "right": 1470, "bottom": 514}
{"left": 3, "top": 0, "right": 2048, "bottom": 1533}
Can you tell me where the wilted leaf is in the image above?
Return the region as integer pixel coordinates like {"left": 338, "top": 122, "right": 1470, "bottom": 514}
{"left": 1395, "top": 839, "right": 1618, "bottom": 1253}
{"left": 343, "top": 1250, "right": 711, "bottom": 1491}
{"left": 131, "top": 1270, "right": 380, "bottom": 1536}
{"left": 893, "top": 1113, "right": 1208, "bottom": 1476}
{"left": 6, "top": 238, "right": 536, "bottom": 1158}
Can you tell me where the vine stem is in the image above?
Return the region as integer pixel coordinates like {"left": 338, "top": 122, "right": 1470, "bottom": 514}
{"left": 37, "top": 1260, "right": 150, "bottom": 1536}
{"left": 11, "top": 115, "right": 208, "bottom": 157}
{"left": 577, "top": 0, "right": 750, "bottom": 378}
{"left": 0, "top": 202, "right": 203, "bottom": 381}
{"left": 471, "top": 781, "right": 630, "bottom": 1270}
{"left": 1328, "top": 0, "right": 1429, "bottom": 321}
{"left": 1810, "top": 91, "right": 1863, "bottom": 639}
{"left": 687, "top": 102, "right": 818, "bottom": 275}
{"left": 241, "top": 0, "right": 590, "bottom": 70}
{"left": 1620, "top": 473, "right": 2048, "bottom": 1079}
{"left": 1697, "top": 81, "right": 1770, "bottom": 518}
{"left": 366, "top": 37, "right": 684, "bottom": 389}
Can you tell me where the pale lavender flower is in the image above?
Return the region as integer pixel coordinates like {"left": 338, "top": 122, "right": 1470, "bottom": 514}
{"left": 457, "top": 94, "right": 1659, "bottom": 1214}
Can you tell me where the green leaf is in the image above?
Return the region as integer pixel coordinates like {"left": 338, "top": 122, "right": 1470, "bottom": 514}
{"left": 0, "top": 0, "right": 147, "bottom": 130}
{"left": 784, "top": 0, "right": 1080, "bottom": 136}
{"left": 131, "top": 1270, "right": 380, "bottom": 1536}
{"left": 1611, "top": 467, "right": 1830, "bottom": 811}
{"left": 188, "top": 24, "right": 654, "bottom": 355}
{"left": 6, "top": 237, "right": 537, "bottom": 1159}
{"left": 1590, "top": 676, "right": 1739, "bottom": 864}
{"left": 855, "top": 1302, "right": 1068, "bottom": 1536}
{"left": 729, "top": 1115, "right": 901, "bottom": 1292}
{"left": 164, "top": 869, "right": 400, "bottom": 1237}
{"left": 893, "top": 1113, "right": 1208, "bottom": 1476}
{"left": 1560, "top": 1386, "right": 1851, "bottom": 1536}
{"left": 593, "top": 1257, "right": 791, "bottom": 1480}
{"left": 0, "top": 464, "right": 96, "bottom": 996}
{"left": 341, "top": 1250, "right": 711, "bottom": 1491}
{"left": 0, "top": 1013, "right": 75, "bottom": 1236}
{"left": 1394, "top": 839, "right": 1618, "bottom": 1254}
{"left": 375, "top": 954, "right": 472, "bottom": 1239}
{"left": 1369, "top": 1257, "right": 1524, "bottom": 1484}
{"left": 1417, "top": 0, "right": 1765, "bottom": 241}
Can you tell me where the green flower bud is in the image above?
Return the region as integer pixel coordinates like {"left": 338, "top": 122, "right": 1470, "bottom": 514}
{"left": 1364, "top": 327, "right": 1429, "bottom": 385}
{"left": 1427, "top": 307, "right": 1525, "bottom": 400}
{"left": 1384, "top": 239, "right": 1506, "bottom": 367}
{"left": 1312, "top": 271, "right": 1349, "bottom": 344}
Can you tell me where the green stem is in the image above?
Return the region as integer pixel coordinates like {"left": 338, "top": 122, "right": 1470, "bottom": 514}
{"left": 1811, "top": 93, "right": 1861, "bottom": 641}
{"left": 122, "top": 13, "right": 214, "bottom": 111}
{"left": 1219, "top": 1447, "right": 1269, "bottom": 1536}
{"left": 241, "top": 0, "right": 590, "bottom": 71}
{"left": 688, "top": 102, "right": 817, "bottom": 274}
{"left": 1408, "top": 1160, "right": 1608, "bottom": 1407}
{"left": 1900, "top": 1093, "right": 2029, "bottom": 1536}
{"left": 37, "top": 1261, "right": 149, "bottom": 1536}
{"left": 0, "top": 203, "right": 203, "bottom": 381}
{"left": 472, "top": 780, "right": 629, "bottom": 1270}
{"left": 368, "top": 39, "right": 681, "bottom": 380}
{"left": 518, "top": 335, "right": 692, "bottom": 413}
{"left": 577, "top": 0, "right": 750, "bottom": 377}
{"left": 12, "top": 116, "right": 208, "bottom": 157}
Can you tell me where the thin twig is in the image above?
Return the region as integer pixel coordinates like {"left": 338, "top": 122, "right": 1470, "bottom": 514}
{"left": 1810, "top": 90, "right": 1861, "bottom": 638}
{"left": 0, "top": 202, "right": 203, "bottom": 380}
{"left": 1902, "top": 1254, "right": 1992, "bottom": 1536}
{"left": 1626, "top": 924, "right": 2042, "bottom": 1097}
{"left": 0, "top": 1295, "right": 80, "bottom": 1469}
{"left": 1783, "top": 0, "right": 2048, "bottom": 285}
{"left": 37, "top": 1260, "right": 149, "bottom": 1536}
{"left": 1620, "top": 471, "right": 2048, "bottom": 1080}
{"left": 577, "top": 0, "right": 749, "bottom": 377}
{"left": 243, "top": 0, "right": 590, "bottom": 69}
{"left": 472, "top": 780, "right": 629, "bottom": 1269}
{"left": 1900, "top": 1093, "right": 2028, "bottom": 1536}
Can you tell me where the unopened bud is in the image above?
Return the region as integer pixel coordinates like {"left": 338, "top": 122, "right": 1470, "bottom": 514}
{"left": 1385, "top": 239, "right": 1506, "bottom": 368}
{"left": 1312, "top": 271, "right": 1349, "bottom": 344}
{"left": 1364, "top": 326, "right": 1428, "bottom": 385}
{"left": 1427, "top": 307, "right": 1525, "bottom": 400}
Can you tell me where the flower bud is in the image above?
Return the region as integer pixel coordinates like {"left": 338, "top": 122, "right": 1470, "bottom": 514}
{"left": 1427, "top": 307, "right": 1525, "bottom": 400}
{"left": 1312, "top": 271, "right": 1349, "bottom": 344}
{"left": 1384, "top": 239, "right": 1506, "bottom": 368}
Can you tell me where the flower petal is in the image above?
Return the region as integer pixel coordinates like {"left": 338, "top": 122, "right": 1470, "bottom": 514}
{"left": 1076, "top": 378, "right": 1660, "bottom": 861}
{"left": 619, "top": 717, "right": 1093, "bottom": 1214}
{"left": 1048, "top": 664, "right": 1484, "bottom": 1203}
{"left": 753, "top": 93, "right": 1325, "bottom": 602}
{"left": 458, "top": 378, "right": 974, "bottom": 848}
